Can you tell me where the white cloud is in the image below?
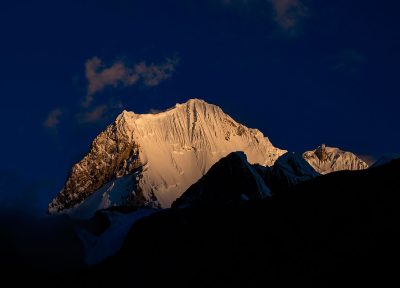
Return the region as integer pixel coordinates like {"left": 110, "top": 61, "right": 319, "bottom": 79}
{"left": 83, "top": 56, "right": 179, "bottom": 107}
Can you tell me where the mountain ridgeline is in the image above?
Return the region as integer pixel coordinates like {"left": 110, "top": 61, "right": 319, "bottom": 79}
{"left": 49, "top": 99, "right": 368, "bottom": 216}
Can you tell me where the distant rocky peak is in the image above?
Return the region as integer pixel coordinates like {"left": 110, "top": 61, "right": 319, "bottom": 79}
{"left": 303, "top": 145, "right": 368, "bottom": 174}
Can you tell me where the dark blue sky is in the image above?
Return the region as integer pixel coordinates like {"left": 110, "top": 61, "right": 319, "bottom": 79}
{"left": 0, "top": 0, "right": 399, "bottom": 211}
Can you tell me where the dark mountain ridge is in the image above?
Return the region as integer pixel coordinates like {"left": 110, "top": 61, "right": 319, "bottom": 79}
{"left": 1, "top": 157, "right": 398, "bottom": 287}
{"left": 80, "top": 158, "right": 400, "bottom": 287}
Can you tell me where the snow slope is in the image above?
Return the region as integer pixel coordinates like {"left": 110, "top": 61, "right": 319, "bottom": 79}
{"left": 62, "top": 174, "right": 140, "bottom": 219}
{"left": 49, "top": 99, "right": 286, "bottom": 213}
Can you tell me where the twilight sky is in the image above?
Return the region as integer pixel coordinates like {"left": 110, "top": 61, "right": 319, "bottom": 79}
{"left": 0, "top": 0, "right": 399, "bottom": 212}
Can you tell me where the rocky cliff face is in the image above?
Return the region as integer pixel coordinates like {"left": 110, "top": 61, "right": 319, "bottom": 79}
{"left": 49, "top": 99, "right": 286, "bottom": 215}
{"left": 49, "top": 118, "right": 146, "bottom": 213}
{"left": 303, "top": 144, "right": 368, "bottom": 174}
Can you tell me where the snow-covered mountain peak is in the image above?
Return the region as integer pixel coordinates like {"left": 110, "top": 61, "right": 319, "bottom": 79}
{"left": 113, "top": 99, "right": 227, "bottom": 133}
{"left": 117, "top": 109, "right": 135, "bottom": 119}
{"left": 303, "top": 144, "right": 368, "bottom": 174}
{"left": 117, "top": 99, "right": 214, "bottom": 119}
{"left": 175, "top": 97, "right": 206, "bottom": 107}
{"left": 49, "top": 99, "right": 286, "bottom": 215}
{"left": 109, "top": 98, "right": 283, "bottom": 168}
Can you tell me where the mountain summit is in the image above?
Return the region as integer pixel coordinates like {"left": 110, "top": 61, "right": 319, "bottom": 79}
{"left": 303, "top": 144, "right": 368, "bottom": 174}
{"left": 49, "top": 99, "right": 286, "bottom": 215}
